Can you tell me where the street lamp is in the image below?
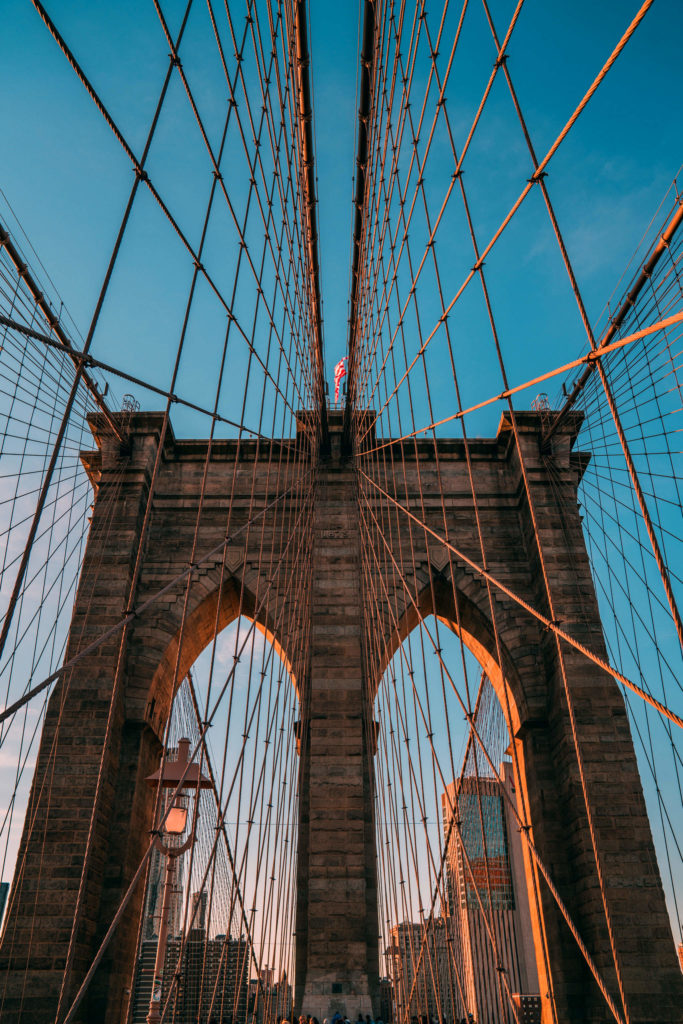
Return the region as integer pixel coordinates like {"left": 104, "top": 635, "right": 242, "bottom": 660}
{"left": 145, "top": 737, "right": 211, "bottom": 1024}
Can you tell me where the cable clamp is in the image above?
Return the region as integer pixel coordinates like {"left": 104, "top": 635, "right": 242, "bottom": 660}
{"left": 134, "top": 167, "right": 149, "bottom": 183}
{"left": 494, "top": 53, "right": 509, "bottom": 69}
{"left": 528, "top": 170, "right": 548, "bottom": 184}
{"left": 543, "top": 617, "right": 562, "bottom": 633}
{"left": 169, "top": 53, "right": 182, "bottom": 69}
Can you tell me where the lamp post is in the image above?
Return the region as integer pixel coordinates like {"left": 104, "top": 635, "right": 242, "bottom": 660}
{"left": 145, "top": 737, "right": 211, "bottom": 1024}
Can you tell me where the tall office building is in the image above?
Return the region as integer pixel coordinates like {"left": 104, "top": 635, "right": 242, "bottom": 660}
{"left": 386, "top": 917, "right": 459, "bottom": 1022}
{"left": 441, "top": 762, "right": 541, "bottom": 1024}
{"left": 249, "top": 966, "right": 294, "bottom": 1024}
{"left": 130, "top": 939, "right": 157, "bottom": 1023}
{"left": 130, "top": 929, "right": 249, "bottom": 1023}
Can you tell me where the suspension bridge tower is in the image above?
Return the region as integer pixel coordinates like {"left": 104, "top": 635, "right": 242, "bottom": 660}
{"left": 0, "top": 408, "right": 681, "bottom": 1023}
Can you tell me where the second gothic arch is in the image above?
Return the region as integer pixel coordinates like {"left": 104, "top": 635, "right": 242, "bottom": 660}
{"left": 374, "top": 569, "right": 537, "bottom": 741}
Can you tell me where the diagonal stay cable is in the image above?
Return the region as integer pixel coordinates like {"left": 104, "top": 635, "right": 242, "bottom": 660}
{"left": 359, "top": 312, "right": 683, "bottom": 456}
{"left": 151, "top": 0, "right": 316, "bottom": 416}
{"left": 357, "top": 490, "right": 625, "bottom": 1024}
{"left": 356, "top": 466, "right": 683, "bottom": 731}
{"left": 356, "top": 0, "right": 656, "bottom": 444}
{"left": 0, "top": 467, "right": 313, "bottom": 728}
{"left": 59, "top": 477, "right": 314, "bottom": 1024}
{"left": 351, "top": 0, "right": 527, "bottom": 413}
{"left": 0, "top": 0, "right": 197, "bottom": 687}
{"left": 0, "top": 223, "right": 120, "bottom": 438}
{"left": 29, "top": 0, "right": 307, "bottom": 423}
{"left": 0, "top": 315, "right": 275, "bottom": 442}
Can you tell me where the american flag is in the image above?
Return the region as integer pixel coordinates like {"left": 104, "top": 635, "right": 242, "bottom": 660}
{"left": 334, "top": 356, "right": 347, "bottom": 404}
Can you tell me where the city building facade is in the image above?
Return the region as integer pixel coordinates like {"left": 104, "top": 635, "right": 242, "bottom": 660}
{"left": 130, "top": 929, "right": 249, "bottom": 1024}
{"left": 386, "top": 918, "right": 460, "bottom": 1023}
{"left": 442, "top": 763, "right": 541, "bottom": 1024}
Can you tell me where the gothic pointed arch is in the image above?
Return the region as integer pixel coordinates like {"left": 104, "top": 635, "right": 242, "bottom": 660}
{"left": 375, "top": 567, "right": 542, "bottom": 740}
{"left": 143, "top": 570, "right": 298, "bottom": 740}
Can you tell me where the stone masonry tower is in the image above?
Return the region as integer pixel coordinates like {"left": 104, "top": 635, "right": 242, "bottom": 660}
{"left": 0, "top": 409, "right": 681, "bottom": 1023}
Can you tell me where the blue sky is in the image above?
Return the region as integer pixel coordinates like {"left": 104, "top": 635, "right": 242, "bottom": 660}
{"left": 0, "top": 0, "right": 681, "bottom": 432}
